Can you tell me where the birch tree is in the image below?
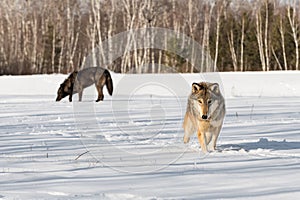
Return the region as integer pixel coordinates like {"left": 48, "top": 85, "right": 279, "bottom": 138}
{"left": 255, "top": 2, "right": 267, "bottom": 71}
{"left": 201, "top": 3, "right": 213, "bottom": 72}
{"left": 279, "top": 8, "right": 288, "bottom": 70}
{"left": 213, "top": 0, "right": 224, "bottom": 72}
{"left": 287, "top": 0, "right": 299, "bottom": 70}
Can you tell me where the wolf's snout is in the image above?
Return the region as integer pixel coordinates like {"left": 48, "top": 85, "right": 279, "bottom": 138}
{"left": 202, "top": 115, "right": 208, "bottom": 120}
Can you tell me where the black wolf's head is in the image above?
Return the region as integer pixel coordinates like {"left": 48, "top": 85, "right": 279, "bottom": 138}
{"left": 56, "top": 83, "right": 70, "bottom": 101}
{"left": 56, "top": 71, "right": 78, "bottom": 101}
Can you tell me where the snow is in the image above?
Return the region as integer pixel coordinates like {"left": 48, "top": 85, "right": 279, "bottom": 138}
{"left": 0, "top": 71, "right": 300, "bottom": 199}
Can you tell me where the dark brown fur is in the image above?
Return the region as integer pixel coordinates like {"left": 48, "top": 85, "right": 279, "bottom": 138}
{"left": 56, "top": 67, "right": 113, "bottom": 102}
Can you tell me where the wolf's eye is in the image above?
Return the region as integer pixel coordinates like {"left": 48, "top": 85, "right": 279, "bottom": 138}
{"left": 198, "top": 100, "right": 203, "bottom": 104}
{"left": 208, "top": 99, "right": 212, "bottom": 104}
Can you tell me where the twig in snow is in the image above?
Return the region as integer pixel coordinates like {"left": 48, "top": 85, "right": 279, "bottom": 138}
{"left": 75, "top": 151, "right": 90, "bottom": 160}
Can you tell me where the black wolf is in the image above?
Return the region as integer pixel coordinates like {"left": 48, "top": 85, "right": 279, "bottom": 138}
{"left": 56, "top": 67, "right": 113, "bottom": 102}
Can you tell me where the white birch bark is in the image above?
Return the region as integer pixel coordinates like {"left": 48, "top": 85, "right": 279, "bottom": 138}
{"left": 255, "top": 6, "right": 266, "bottom": 71}
{"left": 287, "top": 0, "right": 299, "bottom": 70}
{"left": 279, "top": 14, "right": 288, "bottom": 70}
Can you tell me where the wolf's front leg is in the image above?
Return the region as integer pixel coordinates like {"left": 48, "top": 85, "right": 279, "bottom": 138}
{"left": 78, "top": 90, "right": 83, "bottom": 101}
{"left": 210, "top": 134, "right": 218, "bottom": 151}
{"left": 211, "top": 127, "right": 221, "bottom": 151}
{"left": 69, "top": 94, "right": 72, "bottom": 102}
{"left": 183, "top": 135, "right": 190, "bottom": 144}
{"left": 197, "top": 130, "right": 208, "bottom": 153}
{"left": 183, "top": 114, "right": 194, "bottom": 144}
{"left": 183, "top": 128, "right": 192, "bottom": 144}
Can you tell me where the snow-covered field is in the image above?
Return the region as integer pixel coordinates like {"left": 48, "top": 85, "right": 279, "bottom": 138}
{"left": 1, "top": 72, "right": 300, "bottom": 199}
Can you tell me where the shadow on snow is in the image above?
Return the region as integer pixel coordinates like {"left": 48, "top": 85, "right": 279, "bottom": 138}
{"left": 219, "top": 138, "right": 300, "bottom": 152}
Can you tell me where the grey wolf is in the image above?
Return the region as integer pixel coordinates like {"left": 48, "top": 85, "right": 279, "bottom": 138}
{"left": 56, "top": 67, "right": 113, "bottom": 102}
{"left": 183, "top": 82, "right": 225, "bottom": 153}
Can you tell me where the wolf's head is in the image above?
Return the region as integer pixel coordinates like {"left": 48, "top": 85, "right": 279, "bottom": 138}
{"left": 56, "top": 82, "right": 70, "bottom": 101}
{"left": 56, "top": 71, "right": 78, "bottom": 101}
{"left": 191, "top": 82, "right": 220, "bottom": 120}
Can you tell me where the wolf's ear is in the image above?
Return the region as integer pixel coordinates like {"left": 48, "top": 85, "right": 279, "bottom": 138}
{"left": 209, "top": 83, "right": 220, "bottom": 94}
{"left": 192, "top": 83, "right": 202, "bottom": 93}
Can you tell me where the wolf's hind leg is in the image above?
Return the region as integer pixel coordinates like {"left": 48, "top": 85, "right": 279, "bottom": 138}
{"left": 96, "top": 86, "right": 104, "bottom": 102}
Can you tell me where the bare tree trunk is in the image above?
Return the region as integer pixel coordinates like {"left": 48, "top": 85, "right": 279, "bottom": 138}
{"left": 91, "top": 0, "right": 106, "bottom": 67}
{"left": 228, "top": 30, "right": 238, "bottom": 71}
{"left": 186, "top": 0, "right": 201, "bottom": 72}
{"left": 65, "top": 0, "right": 71, "bottom": 71}
{"left": 121, "top": 0, "right": 135, "bottom": 73}
{"left": 279, "top": 14, "right": 288, "bottom": 70}
{"left": 158, "top": 50, "right": 162, "bottom": 73}
{"left": 172, "top": 0, "right": 180, "bottom": 35}
{"left": 240, "top": 15, "right": 245, "bottom": 71}
{"left": 287, "top": 0, "right": 299, "bottom": 70}
{"left": 58, "top": 37, "right": 65, "bottom": 73}
{"left": 264, "top": 1, "right": 270, "bottom": 71}
{"left": 20, "top": 14, "right": 26, "bottom": 74}
{"left": 0, "top": 17, "right": 8, "bottom": 67}
{"left": 1, "top": 2, "right": 13, "bottom": 72}
{"left": 88, "top": 1, "right": 97, "bottom": 68}
{"left": 272, "top": 46, "right": 282, "bottom": 70}
{"left": 214, "top": 0, "right": 223, "bottom": 72}
{"left": 201, "top": 4, "right": 212, "bottom": 72}
{"left": 70, "top": 25, "right": 80, "bottom": 70}
{"left": 51, "top": 24, "right": 56, "bottom": 73}
{"left": 107, "top": 0, "right": 115, "bottom": 65}
{"left": 37, "top": 12, "right": 46, "bottom": 73}
{"left": 188, "top": 0, "right": 194, "bottom": 72}
{"left": 69, "top": 4, "right": 80, "bottom": 71}
{"left": 31, "top": 12, "right": 38, "bottom": 73}
{"left": 255, "top": 6, "right": 266, "bottom": 71}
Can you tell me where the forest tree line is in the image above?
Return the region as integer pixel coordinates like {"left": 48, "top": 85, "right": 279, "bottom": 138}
{"left": 0, "top": 0, "right": 299, "bottom": 75}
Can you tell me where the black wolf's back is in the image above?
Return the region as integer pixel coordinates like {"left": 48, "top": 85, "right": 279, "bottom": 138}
{"left": 76, "top": 67, "right": 98, "bottom": 88}
{"left": 75, "top": 67, "right": 113, "bottom": 95}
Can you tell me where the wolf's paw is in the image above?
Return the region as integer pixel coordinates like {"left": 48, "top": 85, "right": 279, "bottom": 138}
{"left": 96, "top": 96, "right": 104, "bottom": 102}
{"left": 183, "top": 137, "right": 190, "bottom": 144}
{"left": 200, "top": 148, "right": 209, "bottom": 154}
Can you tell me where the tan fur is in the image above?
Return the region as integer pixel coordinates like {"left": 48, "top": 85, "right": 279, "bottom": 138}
{"left": 183, "top": 82, "right": 226, "bottom": 153}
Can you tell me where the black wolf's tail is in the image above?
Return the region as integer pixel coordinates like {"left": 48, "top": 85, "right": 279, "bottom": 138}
{"left": 104, "top": 69, "right": 113, "bottom": 95}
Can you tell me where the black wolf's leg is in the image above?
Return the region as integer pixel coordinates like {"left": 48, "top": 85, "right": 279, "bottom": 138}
{"left": 96, "top": 94, "right": 104, "bottom": 102}
{"left": 69, "top": 95, "right": 72, "bottom": 102}
{"left": 96, "top": 86, "right": 104, "bottom": 102}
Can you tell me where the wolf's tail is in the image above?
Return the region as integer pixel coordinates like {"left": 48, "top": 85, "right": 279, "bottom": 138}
{"left": 104, "top": 69, "right": 113, "bottom": 95}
